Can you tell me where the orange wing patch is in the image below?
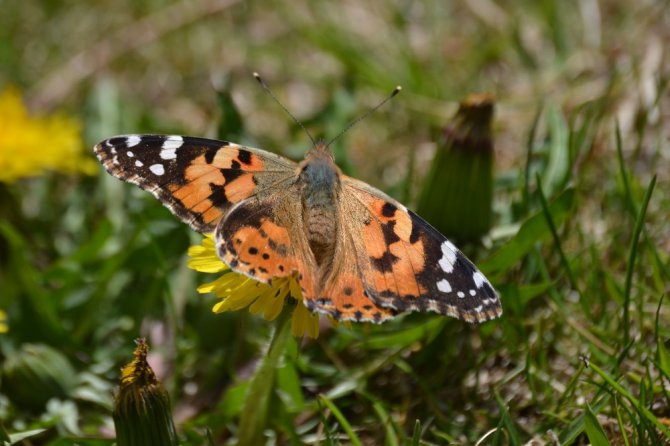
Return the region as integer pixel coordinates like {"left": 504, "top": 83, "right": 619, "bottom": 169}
{"left": 357, "top": 195, "right": 429, "bottom": 301}
{"left": 217, "top": 217, "right": 298, "bottom": 283}
{"left": 169, "top": 148, "right": 263, "bottom": 227}
{"left": 303, "top": 273, "right": 396, "bottom": 323}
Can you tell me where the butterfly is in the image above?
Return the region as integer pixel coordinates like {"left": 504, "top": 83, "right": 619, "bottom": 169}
{"left": 94, "top": 133, "right": 501, "bottom": 324}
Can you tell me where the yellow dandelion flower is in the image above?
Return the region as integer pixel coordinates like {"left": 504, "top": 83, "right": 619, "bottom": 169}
{"left": 0, "top": 309, "right": 8, "bottom": 333}
{"left": 187, "top": 235, "right": 320, "bottom": 338}
{"left": 0, "top": 86, "right": 98, "bottom": 183}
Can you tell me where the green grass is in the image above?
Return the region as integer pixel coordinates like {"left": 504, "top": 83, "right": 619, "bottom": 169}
{"left": 1, "top": 0, "right": 669, "bottom": 444}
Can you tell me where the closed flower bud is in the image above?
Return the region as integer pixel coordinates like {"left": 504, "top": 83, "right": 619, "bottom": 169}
{"left": 113, "top": 339, "right": 179, "bottom": 446}
{"left": 417, "top": 93, "right": 495, "bottom": 243}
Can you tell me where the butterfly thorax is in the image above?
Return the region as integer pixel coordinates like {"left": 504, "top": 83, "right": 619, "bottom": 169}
{"left": 298, "top": 143, "right": 341, "bottom": 267}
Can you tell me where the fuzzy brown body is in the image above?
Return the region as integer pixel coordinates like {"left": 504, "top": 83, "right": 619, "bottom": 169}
{"left": 298, "top": 144, "right": 341, "bottom": 270}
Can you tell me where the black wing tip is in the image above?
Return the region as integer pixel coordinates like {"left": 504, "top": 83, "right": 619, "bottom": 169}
{"left": 93, "top": 134, "right": 233, "bottom": 150}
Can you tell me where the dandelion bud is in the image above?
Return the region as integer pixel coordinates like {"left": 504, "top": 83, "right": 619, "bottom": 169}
{"left": 113, "top": 339, "right": 179, "bottom": 446}
{"left": 417, "top": 93, "right": 495, "bottom": 242}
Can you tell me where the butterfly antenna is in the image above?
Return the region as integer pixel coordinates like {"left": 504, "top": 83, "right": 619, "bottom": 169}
{"left": 326, "top": 86, "right": 402, "bottom": 148}
{"left": 253, "top": 72, "right": 316, "bottom": 146}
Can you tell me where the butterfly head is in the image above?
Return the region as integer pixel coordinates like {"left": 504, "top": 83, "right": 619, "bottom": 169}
{"left": 298, "top": 141, "right": 341, "bottom": 195}
{"left": 302, "top": 140, "right": 335, "bottom": 164}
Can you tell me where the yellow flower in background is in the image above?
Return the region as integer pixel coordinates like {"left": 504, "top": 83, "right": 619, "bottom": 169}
{"left": 0, "top": 87, "right": 98, "bottom": 183}
{"left": 0, "top": 309, "right": 8, "bottom": 333}
{"left": 187, "top": 235, "right": 320, "bottom": 338}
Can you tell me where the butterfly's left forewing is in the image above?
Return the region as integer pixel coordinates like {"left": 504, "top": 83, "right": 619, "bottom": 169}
{"left": 341, "top": 177, "right": 501, "bottom": 323}
{"left": 94, "top": 135, "right": 296, "bottom": 233}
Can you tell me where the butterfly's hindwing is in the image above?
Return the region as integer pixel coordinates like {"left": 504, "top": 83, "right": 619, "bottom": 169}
{"left": 214, "top": 193, "right": 303, "bottom": 284}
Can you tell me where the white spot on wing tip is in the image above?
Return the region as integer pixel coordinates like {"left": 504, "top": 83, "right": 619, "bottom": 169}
{"left": 149, "top": 164, "right": 165, "bottom": 176}
{"left": 135, "top": 160, "right": 143, "bottom": 167}
{"left": 438, "top": 240, "right": 458, "bottom": 273}
{"left": 437, "top": 279, "right": 452, "bottom": 293}
{"left": 160, "top": 135, "right": 183, "bottom": 159}
{"left": 473, "top": 271, "right": 486, "bottom": 288}
{"left": 126, "top": 135, "right": 141, "bottom": 147}
{"left": 457, "top": 291, "right": 465, "bottom": 298}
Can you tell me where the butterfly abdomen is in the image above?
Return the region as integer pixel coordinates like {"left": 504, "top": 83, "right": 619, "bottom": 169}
{"left": 298, "top": 147, "right": 342, "bottom": 267}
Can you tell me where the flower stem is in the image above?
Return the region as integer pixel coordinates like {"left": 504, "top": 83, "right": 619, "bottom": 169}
{"left": 236, "top": 303, "right": 293, "bottom": 446}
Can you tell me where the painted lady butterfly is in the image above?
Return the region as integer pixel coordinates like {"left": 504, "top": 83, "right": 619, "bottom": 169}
{"left": 95, "top": 114, "right": 501, "bottom": 324}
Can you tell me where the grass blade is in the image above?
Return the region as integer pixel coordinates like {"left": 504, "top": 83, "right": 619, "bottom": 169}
{"left": 614, "top": 397, "right": 631, "bottom": 446}
{"left": 536, "top": 174, "right": 580, "bottom": 297}
{"left": 588, "top": 361, "right": 670, "bottom": 437}
{"left": 411, "top": 419, "right": 422, "bottom": 446}
{"left": 584, "top": 403, "right": 611, "bottom": 446}
{"left": 622, "top": 175, "right": 657, "bottom": 345}
{"left": 318, "top": 394, "right": 363, "bottom": 446}
{"left": 494, "top": 391, "right": 521, "bottom": 446}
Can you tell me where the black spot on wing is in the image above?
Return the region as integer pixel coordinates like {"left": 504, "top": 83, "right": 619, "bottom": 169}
{"left": 409, "top": 215, "right": 421, "bottom": 244}
{"left": 209, "top": 183, "right": 230, "bottom": 206}
{"left": 268, "top": 238, "right": 289, "bottom": 256}
{"left": 381, "top": 220, "right": 401, "bottom": 245}
{"left": 221, "top": 168, "right": 244, "bottom": 184}
{"left": 370, "top": 250, "right": 400, "bottom": 272}
{"left": 367, "top": 219, "right": 401, "bottom": 274}
{"left": 204, "top": 146, "right": 218, "bottom": 164}
{"left": 381, "top": 202, "right": 397, "bottom": 217}
{"left": 237, "top": 149, "right": 252, "bottom": 165}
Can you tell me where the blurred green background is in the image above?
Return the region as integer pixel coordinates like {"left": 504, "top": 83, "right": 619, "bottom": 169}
{"left": 1, "top": 0, "right": 669, "bottom": 444}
